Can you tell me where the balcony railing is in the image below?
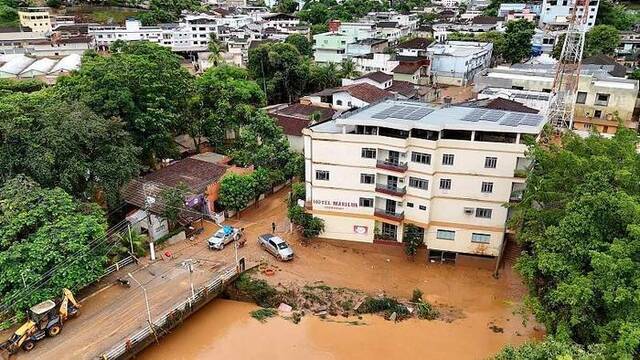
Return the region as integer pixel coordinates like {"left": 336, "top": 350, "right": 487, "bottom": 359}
{"left": 374, "top": 208, "right": 404, "bottom": 222}
{"left": 509, "top": 190, "right": 524, "bottom": 202}
{"left": 376, "top": 160, "right": 408, "bottom": 173}
{"left": 375, "top": 183, "right": 406, "bottom": 197}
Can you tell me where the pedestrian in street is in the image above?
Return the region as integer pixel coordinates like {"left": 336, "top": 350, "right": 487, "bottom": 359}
{"left": 272, "top": 222, "right": 276, "bottom": 233}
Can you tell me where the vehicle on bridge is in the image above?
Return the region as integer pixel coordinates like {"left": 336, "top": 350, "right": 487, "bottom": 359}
{"left": 258, "top": 234, "right": 294, "bottom": 261}
{"left": 1, "top": 288, "right": 80, "bottom": 355}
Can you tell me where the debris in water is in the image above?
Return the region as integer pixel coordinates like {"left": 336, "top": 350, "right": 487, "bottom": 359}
{"left": 278, "top": 303, "right": 293, "bottom": 313}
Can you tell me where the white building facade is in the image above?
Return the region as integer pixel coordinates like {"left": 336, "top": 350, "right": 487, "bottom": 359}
{"left": 539, "top": 0, "right": 599, "bottom": 30}
{"left": 303, "top": 100, "right": 543, "bottom": 263}
{"left": 427, "top": 41, "right": 493, "bottom": 86}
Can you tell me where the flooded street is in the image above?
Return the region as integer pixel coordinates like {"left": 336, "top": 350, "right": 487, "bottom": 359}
{"left": 140, "top": 298, "right": 540, "bottom": 360}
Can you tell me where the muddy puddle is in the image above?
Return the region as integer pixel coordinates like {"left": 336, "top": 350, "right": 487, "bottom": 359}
{"left": 139, "top": 299, "right": 541, "bottom": 360}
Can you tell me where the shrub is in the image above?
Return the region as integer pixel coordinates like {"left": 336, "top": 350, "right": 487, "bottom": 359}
{"left": 411, "top": 288, "right": 423, "bottom": 303}
{"left": 415, "top": 301, "right": 439, "bottom": 320}
{"left": 250, "top": 308, "right": 277, "bottom": 322}
{"left": 357, "top": 296, "right": 410, "bottom": 319}
{"left": 235, "top": 274, "right": 278, "bottom": 307}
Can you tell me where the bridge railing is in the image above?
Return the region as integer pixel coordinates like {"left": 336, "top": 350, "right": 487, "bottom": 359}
{"left": 98, "top": 262, "right": 241, "bottom": 360}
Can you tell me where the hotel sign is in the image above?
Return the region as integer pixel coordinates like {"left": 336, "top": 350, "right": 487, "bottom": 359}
{"left": 313, "top": 199, "right": 358, "bottom": 210}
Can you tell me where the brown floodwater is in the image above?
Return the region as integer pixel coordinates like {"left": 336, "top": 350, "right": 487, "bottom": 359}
{"left": 139, "top": 299, "right": 540, "bottom": 360}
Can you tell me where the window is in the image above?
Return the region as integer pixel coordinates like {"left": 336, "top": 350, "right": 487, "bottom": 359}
{"left": 409, "top": 177, "right": 429, "bottom": 190}
{"left": 576, "top": 91, "right": 587, "bottom": 104}
{"left": 439, "top": 178, "right": 451, "bottom": 190}
{"left": 419, "top": 205, "right": 427, "bottom": 210}
{"left": 471, "top": 233, "right": 490, "bottom": 244}
{"left": 406, "top": 202, "right": 414, "bottom": 208}
{"left": 359, "top": 197, "right": 373, "bottom": 207}
{"left": 594, "top": 110, "right": 602, "bottom": 118}
{"left": 481, "top": 182, "right": 494, "bottom": 193}
{"left": 411, "top": 151, "right": 431, "bottom": 165}
{"left": 442, "top": 153, "right": 455, "bottom": 166}
{"left": 484, "top": 157, "right": 497, "bottom": 168}
{"left": 336, "top": 100, "right": 343, "bottom": 106}
{"left": 315, "top": 170, "right": 329, "bottom": 181}
{"left": 360, "top": 173, "right": 375, "bottom": 184}
{"left": 595, "top": 93, "right": 610, "bottom": 106}
{"left": 436, "top": 229, "right": 455, "bottom": 240}
{"left": 475, "top": 208, "right": 492, "bottom": 218}
{"left": 361, "top": 148, "right": 377, "bottom": 159}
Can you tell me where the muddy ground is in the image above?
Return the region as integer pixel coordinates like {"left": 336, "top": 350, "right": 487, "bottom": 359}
{"left": 5, "top": 186, "right": 542, "bottom": 359}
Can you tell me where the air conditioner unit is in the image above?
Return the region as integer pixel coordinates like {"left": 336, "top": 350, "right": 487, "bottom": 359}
{"left": 463, "top": 207, "right": 474, "bottom": 215}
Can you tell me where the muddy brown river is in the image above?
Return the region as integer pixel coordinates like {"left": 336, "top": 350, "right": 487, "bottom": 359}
{"left": 139, "top": 299, "right": 540, "bottom": 360}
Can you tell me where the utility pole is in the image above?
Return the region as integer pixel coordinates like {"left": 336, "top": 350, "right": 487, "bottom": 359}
{"left": 127, "top": 223, "right": 134, "bottom": 255}
{"left": 182, "top": 260, "right": 196, "bottom": 299}
{"left": 143, "top": 182, "right": 156, "bottom": 261}
{"left": 128, "top": 272, "right": 152, "bottom": 326}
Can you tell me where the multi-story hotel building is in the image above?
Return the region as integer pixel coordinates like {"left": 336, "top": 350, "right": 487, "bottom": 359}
{"left": 302, "top": 100, "right": 544, "bottom": 264}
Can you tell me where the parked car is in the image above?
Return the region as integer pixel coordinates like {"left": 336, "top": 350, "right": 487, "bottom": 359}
{"left": 258, "top": 234, "right": 294, "bottom": 261}
{"left": 207, "top": 226, "right": 239, "bottom": 250}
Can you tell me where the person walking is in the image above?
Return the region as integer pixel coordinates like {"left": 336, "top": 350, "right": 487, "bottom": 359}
{"left": 271, "top": 222, "right": 276, "bottom": 233}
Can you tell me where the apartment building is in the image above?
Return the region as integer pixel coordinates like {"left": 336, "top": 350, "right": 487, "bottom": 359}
{"left": 475, "top": 64, "right": 640, "bottom": 134}
{"left": 539, "top": 0, "right": 599, "bottom": 30}
{"left": 18, "top": 7, "right": 51, "bottom": 33}
{"left": 90, "top": 14, "right": 221, "bottom": 52}
{"left": 302, "top": 100, "right": 543, "bottom": 264}
{"left": 427, "top": 41, "right": 493, "bottom": 86}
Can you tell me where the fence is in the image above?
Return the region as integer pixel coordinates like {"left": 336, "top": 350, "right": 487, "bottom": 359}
{"left": 98, "top": 261, "right": 243, "bottom": 360}
{"left": 100, "top": 256, "right": 136, "bottom": 280}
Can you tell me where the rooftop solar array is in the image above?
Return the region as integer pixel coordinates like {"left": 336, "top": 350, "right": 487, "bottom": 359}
{"left": 461, "top": 108, "right": 543, "bottom": 127}
{"left": 372, "top": 105, "right": 434, "bottom": 120}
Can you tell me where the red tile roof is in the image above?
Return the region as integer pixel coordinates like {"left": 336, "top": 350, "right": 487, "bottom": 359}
{"left": 387, "top": 80, "right": 417, "bottom": 98}
{"left": 357, "top": 71, "right": 393, "bottom": 84}
{"left": 312, "top": 83, "right": 395, "bottom": 104}
{"left": 396, "top": 37, "right": 433, "bottom": 49}
{"left": 268, "top": 103, "right": 336, "bottom": 136}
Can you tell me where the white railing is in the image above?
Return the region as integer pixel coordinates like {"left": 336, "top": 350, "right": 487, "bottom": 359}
{"left": 99, "top": 263, "right": 240, "bottom": 360}
{"left": 100, "top": 256, "right": 136, "bottom": 280}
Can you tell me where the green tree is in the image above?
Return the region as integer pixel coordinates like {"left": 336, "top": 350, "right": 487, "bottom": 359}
{"left": 584, "top": 25, "right": 620, "bottom": 57}
{"left": 338, "top": 58, "right": 360, "bottom": 79}
{"left": 160, "top": 183, "right": 188, "bottom": 229}
{"left": 502, "top": 19, "right": 535, "bottom": 64}
{"left": 402, "top": 224, "right": 423, "bottom": 259}
{"left": 285, "top": 33, "right": 313, "bottom": 57}
{"left": 596, "top": 0, "right": 640, "bottom": 31}
{"left": 477, "top": 31, "right": 506, "bottom": 63}
{"left": 510, "top": 128, "right": 640, "bottom": 358}
{"left": 482, "top": 0, "right": 504, "bottom": 16}
{"left": 143, "top": 0, "right": 202, "bottom": 24}
{"left": 495, "top": 339, "right": 607, "bottom": 360}
{"left": 192, "top": 65, "right": 266, "bottom": 149}
{"left": 0, "top": 91, "right": 140, "bottom": 207}
{"left": 218, "top": 173, "right": 256, "bottom": 218}
{"left": 0, "top": 176, "right": 108, "bottom": 313}
{"left": 231, "top": 110, "right": 292, "bottom": 170}
{"left": 307, "top": 62, "right": 339, "bottom": 93}
{"left": 207, "top": 33, "right": 225, "bottom": 66}
{"left": 57, "top": 41, "right": 194, "bottom": 166}
{"left": 629, "top": 69, "right": 640, "bottom": 81}
{"left": 247, "top": 42, "right": 309, "bottom": 104}
{"left": 276, "top": 0, "right": 298, "bottom": 13}
{"left": 252, "top": 167, "right": 274, "bottom": 199}
{"left": 552, "top": 33, "right": 566, "bottom": 60}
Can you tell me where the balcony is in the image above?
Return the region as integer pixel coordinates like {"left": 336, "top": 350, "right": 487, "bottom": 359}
{"left": 375, "top": 183, "right": 406, "bottom": 197}
{"left": 374, "top": 208, "right": 404, "bottom": 222}
{"left": 376, "top": 160, "right": 408, "bottom": 173}
{"left": 510, "top": 183, "right": 526, "bottom": 202}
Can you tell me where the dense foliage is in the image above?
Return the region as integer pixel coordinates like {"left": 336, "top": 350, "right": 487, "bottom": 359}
{"left": 495, "top": 339, "right": 607, "bottom": 360}
{"left": 0, "top": 90, "right": 140, "bottom": 207}
{"left": 57, "top": 42, "right": 193, "bottom": 166}
{"left": 0, "top": 177, "right": 109, "bottom": 313}
{"left": 510, "top": 128, "right": 640, "bottom": 358}
{"left": 501, "top": 19, "right": 535, "bottom": 64}
{"left": 554, "top": 25, "right": 621, "bottom": 60}
{"left": 596, "top": 0, "right": 640, "bottom": 31}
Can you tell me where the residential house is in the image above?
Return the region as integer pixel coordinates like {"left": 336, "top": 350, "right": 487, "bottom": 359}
{"left": 303, "top": 83, "right": 395, "bottom": 111}
{"left": 342, "top": 71, "right": 418, "bottom": 100}
{"left": 395, "top": 37, "right": 432, "bottom": 58}
{"left": 539, "top": 0, "right": 599, "bottom": 30}
{"left": 18, "top": 7, "right": 51, "bottom": 33}
{"left": 346, "top": 38, "right": 388, "bottom": 57}
{"left": 266, "top": 102, "right": 337, "bottom": 152}
{"left": 353, "top": 53, "right": 400, "bottom": 73}
{"left": 392, "top": 59, "right": 431, "bottom": 86}
{"left": 427, "top": 40, "right": 493, "bottom": 86}
{"left": 474, "top": 64, "right": 640, "bottom": 135}
{"left": 313, "top": 32, "right": 350, "bottom": 64}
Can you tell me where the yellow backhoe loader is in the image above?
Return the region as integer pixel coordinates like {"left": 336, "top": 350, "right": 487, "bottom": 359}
{"left": 0, "top": 288, "right": 80, "bottom": 356}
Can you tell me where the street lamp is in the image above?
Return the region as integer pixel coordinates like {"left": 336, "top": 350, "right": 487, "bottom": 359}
{"left": 181, "top": 260, "right": 196, "bottom": 299}
{"left": 128, "top": 272, "right": 152, "bottom": 326}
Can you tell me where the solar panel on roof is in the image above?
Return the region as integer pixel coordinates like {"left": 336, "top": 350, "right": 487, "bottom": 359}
{"left": 480, "top": 110, "right": 506, "bottom": 122}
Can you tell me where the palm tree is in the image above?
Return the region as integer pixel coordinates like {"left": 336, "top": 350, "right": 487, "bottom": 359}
{"left": 339, "top": 58, "right": 360, "bottom": 79}
{"left": 208, "top": 33, "right": 224, "bottom": 67}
